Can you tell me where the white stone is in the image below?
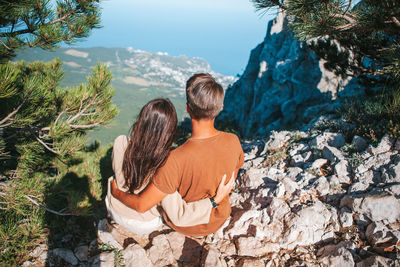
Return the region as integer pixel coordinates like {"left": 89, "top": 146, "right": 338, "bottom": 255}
{"left": 366, "top": 221, "right": 400, "bottom": 247}
{"left": 29, "top": 244, "right": 48, "bottom": 258}
{"left": 238, "top": 259, "right": 265, "bottom": 267}
{"left": 312, "top": 158, "right": 329, "bottom": 171}
{"left": 51, "top": 248, "right": 78, "bottom": 265}
{"left": 243, "top": 168, "right": 267, "bottom": 189}
{"left": 236, "top": 237, "right": 280, "bottom": 256}
{"left": 319, "top": 244, "right": 354, "bottom": 267}
{"left": 286, "top": 167, "right": 303, "bottom": 179}
{"left": 97, "top": 219, "right": 123, "bottom": 250}
{"left": 372, "top": 134, "right": 393, "bottom": 155}
{"left": 335, "top": 160, "right": 352, "bottom": 184}
{"left": 225, "top": 209, "right": 262, "bottom": 238}
{"left": 203, "top": 246, "right": 224, "bottom": 267}
{"left": 341, "top": 194, "right": 400, "bottom": 223}
{"left": 281, "top": 177, "right": 298, "bottom": 196}
{"left": 164, "top": 231, "right": 185, "bottom": 260}
{"left": 356, "top": 255, "right": 397, "bottom": 267}
{"left": 274, "top": 182, "right": 285, "bottom": 198}
{"left": 282, "top": 201, "right": 333, "bottom": 249}
{"left": 123, "top": 244, "right": 153, "bottom": 267}
{"left": 289, "top": 143, "right": 309, "bottom": 156}
{"left": 313, "top": 176, "right": 330, "bottom": 196}
{"left": 268, "top": 198, "right": 291, "bottom": 221}
{"left": 147, "top": 234, "right": 175, "bottom": 266}
{"left": 339, "top": 208, "right": 354, "bottom": 228}
{"left": 266, "top": 131, "right": 292, "bottom": 151}
{"left": 323, "top": 145, "right": 345, "bottom": 162}
{"left": 311, "top": 132, "right": 345, "bottom": 149}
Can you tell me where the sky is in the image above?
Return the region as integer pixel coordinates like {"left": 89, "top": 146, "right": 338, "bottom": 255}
{"left": 73, "top": 0, "right": 277, "bottom": 75}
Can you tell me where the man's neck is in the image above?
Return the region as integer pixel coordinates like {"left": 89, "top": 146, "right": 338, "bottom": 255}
{"left": 190, "top": 118, "right": 220, "bottom": 139}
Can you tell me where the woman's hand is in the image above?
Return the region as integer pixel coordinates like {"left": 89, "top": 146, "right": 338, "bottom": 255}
{"left": 214, "top": 172, "right": 235, "bottom": 204}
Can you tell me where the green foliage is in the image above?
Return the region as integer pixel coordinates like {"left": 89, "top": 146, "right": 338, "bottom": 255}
{"left": 341, "top": 88, "right": 400, "bottom": 142}
{"left": 0, "top": 59, "right": 118, "bottom": 176}
{"left": 0, "top": 142, "right": 112, "bottom": 264}
{"left": 0, "top": 1, "right": 117, "bottom": 263}
{"left": 0, "top": 0, "right": 101, "bottom": 61}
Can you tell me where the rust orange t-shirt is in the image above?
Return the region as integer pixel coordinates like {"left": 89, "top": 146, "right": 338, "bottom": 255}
{"left": 153, "top": 131, "right": 244, "bottom": 237}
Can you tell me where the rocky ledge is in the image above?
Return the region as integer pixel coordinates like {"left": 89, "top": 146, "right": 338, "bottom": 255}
{"left": 24, "top": 130, "right": 400, "bottom": 266}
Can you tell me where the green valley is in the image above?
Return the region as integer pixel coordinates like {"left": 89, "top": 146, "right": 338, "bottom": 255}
{"left": 14, "top": 47, "right": 236, "bottom": 144}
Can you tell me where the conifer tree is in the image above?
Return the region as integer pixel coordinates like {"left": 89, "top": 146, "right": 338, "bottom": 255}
{"left": 251, "top": 0, "right": 400, "bottom": 89}
{"left": 0, "top": 0, "right": 117, "bottom": 177}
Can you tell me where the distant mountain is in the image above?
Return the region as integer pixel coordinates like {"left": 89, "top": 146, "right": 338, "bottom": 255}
{"left": 218, "top": 11, "right": 361, "bottom": 138}
{"left": 14, "top": 47, "right": 237, "bottom": 144}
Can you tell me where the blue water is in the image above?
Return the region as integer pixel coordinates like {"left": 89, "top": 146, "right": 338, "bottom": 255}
{"left": 73, "top": 0, "right": 276, "bottom": 75}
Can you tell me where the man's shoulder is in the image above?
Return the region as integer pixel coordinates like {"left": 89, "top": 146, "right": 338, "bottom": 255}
{"left": 220, "top": 131, "right": 240, "bottom": 141}
{"left": 219, "top": 131, "right": 241, "bottom": 147}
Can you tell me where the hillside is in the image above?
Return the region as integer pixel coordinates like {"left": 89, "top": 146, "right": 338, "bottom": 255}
{"left": 14, "top": 47, "right": 236, "bottom": 144}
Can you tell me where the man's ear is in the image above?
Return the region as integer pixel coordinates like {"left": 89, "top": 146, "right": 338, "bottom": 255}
{"left": 186, "top": 104, "right": 191, "bottom": 116}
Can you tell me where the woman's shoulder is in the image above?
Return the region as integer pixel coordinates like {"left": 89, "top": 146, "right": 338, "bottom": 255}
{"left": 113, "top": 135, "right": 129, "bottom": 151}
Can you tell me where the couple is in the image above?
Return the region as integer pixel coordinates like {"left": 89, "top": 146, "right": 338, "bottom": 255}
{"left": 106, "top": 73, "right": 244, "bottom": 237}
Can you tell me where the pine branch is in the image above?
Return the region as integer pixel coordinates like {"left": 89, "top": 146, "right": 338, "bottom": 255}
{"left": 33, "top": 132, "right": 60, "bottom": 155}
{"left": 70, "top": 122, "right": 101, "bottom": 129}
{"left": 24, "top": 195, "right": 74, "bottom": 216}
{"left": 0, "top": 39, "right": 11, "bottom": 51}
{"left": 67, "top": 93, "right": 98, "bottom": 124}
{"left": 0, "top": 9, "right": 78, "bottom": 38}
{"left": 0, "top": 91, "right": 31, "bottom": 127}
{"left": 342, "top": 0, "right": 352, "bottom": 16}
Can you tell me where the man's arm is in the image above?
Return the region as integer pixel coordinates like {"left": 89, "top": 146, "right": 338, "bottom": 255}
{"left": 110, "top": 179, "right": 167, "bottom": 213}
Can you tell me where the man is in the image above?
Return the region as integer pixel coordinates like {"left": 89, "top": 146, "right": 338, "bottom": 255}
{"left": 111, "top": 73, "right": 244, "bottom": 236}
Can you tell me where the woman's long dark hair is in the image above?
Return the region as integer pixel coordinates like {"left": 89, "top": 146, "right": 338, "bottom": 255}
{"left": 122, "top": 98, "right": 177, "bottom": 193}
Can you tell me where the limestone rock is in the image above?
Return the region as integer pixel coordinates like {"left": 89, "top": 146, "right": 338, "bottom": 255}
{"left": 97, "top": 219, "right": 123, "bottom": 250}
{"left": 237, "top": 258, "right": 265, "bottom": 267}
{"left": 341, "top": 194, "right": 400, "bottom": 223}
{"left": 51, "top": 248, "right": 78, "bottom": 266}
{"left": 218, "top": 9, "right": 354, "bottom": 138}
{"left": 335, "top": 160, "right": 352, "bottom": 184}
{"left": 123, "top": 244, "right": 152, "bottom": 267}
{"left": 323, "top": 145, "right": 345, "bottom": 162}
{"left": 282, "top": 201, "right": 334, "bottom": 249}
{"left": 236, "top": 237, "right": 279, "bottom": 256}
{"left": 339, "top": 208, "right": 354, "bottom": 228}
{"left": 311, "top": 132, "right": 346, "bottom": 149}
{"left": 372, "top": 134, "right": 393, "bottom": 155}
{"left": 202, "top": 246, "right": 225, "bottom": 267}
{"left": 356, "top": 255, "right": 399, "bottom": 267}
{"left": 147, "top": 234, "right": 175, "bottom": 266}
{"left": 243, "top": 167, "right": 267, "bottom": 189}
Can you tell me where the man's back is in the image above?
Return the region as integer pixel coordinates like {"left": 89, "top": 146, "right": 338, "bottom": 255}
{"left": 153, "top": 131, "right": 244, "bottom": 236}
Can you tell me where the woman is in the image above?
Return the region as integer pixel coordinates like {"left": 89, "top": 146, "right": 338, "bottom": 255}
{"left": 106, "top": 98, "right": 233, "bottom": 234}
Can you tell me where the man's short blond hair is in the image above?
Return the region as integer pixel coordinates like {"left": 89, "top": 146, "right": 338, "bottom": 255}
{"left": 186, "top": 73, "right": 224, "bottom": 120}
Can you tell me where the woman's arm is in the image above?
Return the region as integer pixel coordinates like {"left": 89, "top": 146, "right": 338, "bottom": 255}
{"left": 160, "top": 173, "right": 235, "bottom": 227}
{"left": 110, "top": 172, "right": 235, "bottom": 216}
{"left": 111, "top": 179, "right": 166, "bottom": 213}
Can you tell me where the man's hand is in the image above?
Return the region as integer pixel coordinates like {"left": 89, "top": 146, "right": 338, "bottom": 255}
{"left": 214, "top": 172, "right": 235, "bottom": 204}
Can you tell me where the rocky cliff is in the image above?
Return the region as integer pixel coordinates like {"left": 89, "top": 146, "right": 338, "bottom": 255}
{"left": 23, "top": 128, "right": 400, "bottom": 266}
{"left": 218, "top": 11, "right": 360, "bottom": 138}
